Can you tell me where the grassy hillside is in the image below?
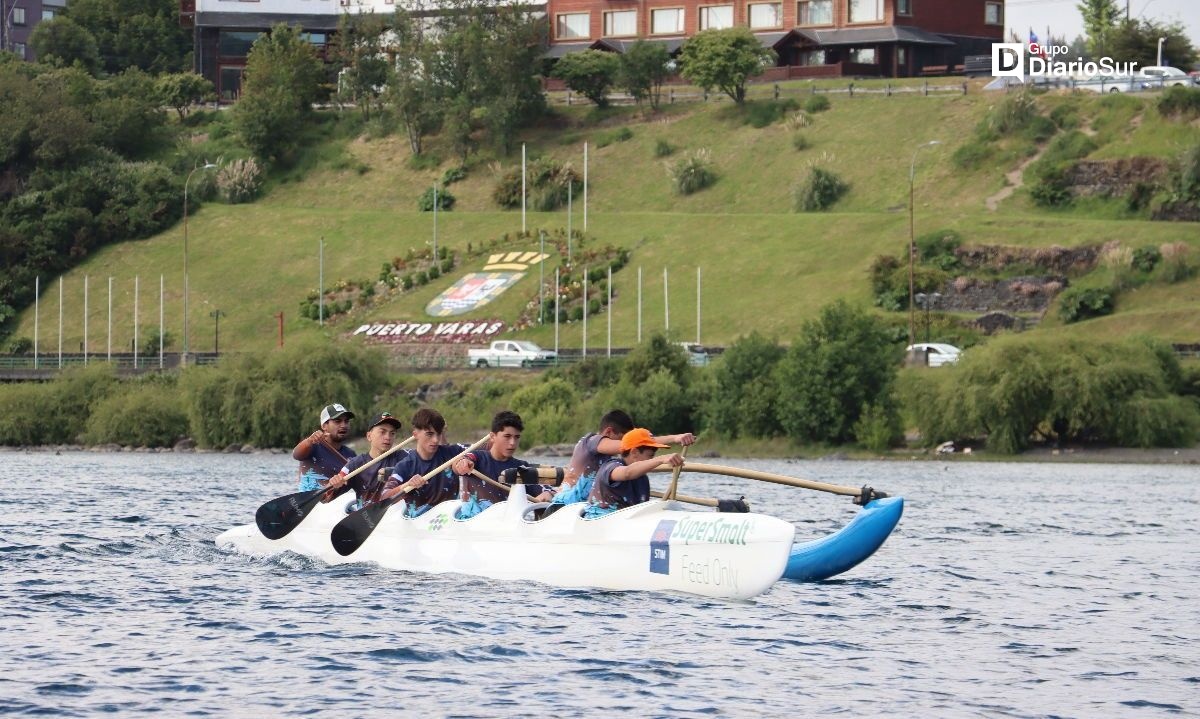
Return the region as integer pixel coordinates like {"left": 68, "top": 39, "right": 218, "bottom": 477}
{"left": 10, "top": 86, "right": 1200, "bottom": 354}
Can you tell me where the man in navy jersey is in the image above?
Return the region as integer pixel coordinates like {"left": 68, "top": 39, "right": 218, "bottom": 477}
{"left": 377, "top": 408, "right": 460, "bottom": 516}
{"left": 292, "top": 403, "right": 358, "bottom": 491}
{"left": 324, "top": 412, "right": 407, "bottom": 510}
{"left": 451, "top": 410, "right": 550, "bottom": 519}
{"left": 551, "top": 410, "right": 694, "bottom": 507}
{"left": 584, "top": 428, "right": 683, "bottom": 519}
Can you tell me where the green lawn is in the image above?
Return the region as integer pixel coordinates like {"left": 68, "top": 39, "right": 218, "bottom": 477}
{"left": 10, "top": 90, "right": 1200, "bottom": 354}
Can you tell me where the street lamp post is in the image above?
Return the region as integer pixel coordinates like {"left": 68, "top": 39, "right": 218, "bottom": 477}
{"left": 1157, "top": 37, "right": 1165, "bottom": 68}
{"left": 183, "top": 161, "right": 217, "bottom": 368}
{"left": 210, "top": 309, "right": 225, "bottom": 355}
{"left": 914, "top": 292, "right": 942, "bottom": 344}
{"left": 908, "top": 140, "right": 940, "bottom": 352}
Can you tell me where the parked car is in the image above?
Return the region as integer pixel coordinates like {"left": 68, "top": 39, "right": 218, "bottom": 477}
{"left": 1075, "top": 73, "right": 1137, "bottom": 93}
{"left": 1137, "top": 66, "right": 1199, "bottom": 89}
{"left": 675, "top": 342, "right": 711, "bottom": 367}
{"left": 905, "top": 343, "right": 962, "bottom": 367}
{"left": 468, "top": 340, "right": 556, "bottom": 368}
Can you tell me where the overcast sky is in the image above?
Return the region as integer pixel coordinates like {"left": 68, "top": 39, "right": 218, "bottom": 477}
{"left": 1006, "top": 0, "right": 1200, "bottom": 47}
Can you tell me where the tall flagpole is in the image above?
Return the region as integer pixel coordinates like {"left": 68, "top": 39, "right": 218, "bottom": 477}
{"left": 521, "top": 143, "right": 526, "bottom": 233}
{"left": 696, "top": 266, "right": 702, "bottom": 344}
{"left": 318, "top": 238, "right": 324, "bottom": 326}
{"left": 582, "top": 267, "right": 588, "bottom": 358}
{"left": 637, "top": 266, "right": 642, "bottom": 343}
{"left": 159, "top": 274, "right": 164, "bottom": 369}
{"left": 83, "top": 274, "right": 88, "bottom": 364}
{"left": 606, "top": 265, "right": 612, "bottom": 357}
{"left": 664, "top": 267, "right": 669, "bottom": 335}
{"left": 107, "top": 276, "right": 112, "bottom": 362}
{"left": 554, "top": 266, "right": 560, "bottom": 356}
{"left": 134, "top": 275, "right": 139, "bottom": 368}
{"left": 583, "top": 142, "right": 589, "bottom": 232}
{"left": 58, "top": 278, "right": 63, "bottom": 369}
{"left": 33, "top": 277, "right": 39, "bottom": 369}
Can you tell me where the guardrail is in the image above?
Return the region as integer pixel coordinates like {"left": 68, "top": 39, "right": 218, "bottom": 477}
{"left": 557, "top": 80, "right": 968, "bottom": 106}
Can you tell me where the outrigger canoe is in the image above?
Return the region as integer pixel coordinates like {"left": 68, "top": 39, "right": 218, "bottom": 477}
{"left": 216, "top": 481, "right": 903, "bottom": 601}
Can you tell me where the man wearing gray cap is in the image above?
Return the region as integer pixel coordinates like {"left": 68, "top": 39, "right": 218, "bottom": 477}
{"left": 292, "top": 403, "right": 358, "bottom": 491}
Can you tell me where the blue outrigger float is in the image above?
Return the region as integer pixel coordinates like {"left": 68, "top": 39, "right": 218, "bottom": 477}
{"left": 783, "top": 496, "right": 904, "bottom": 582}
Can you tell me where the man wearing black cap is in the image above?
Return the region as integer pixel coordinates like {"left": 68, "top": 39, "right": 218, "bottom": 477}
{"left": 324, "top": 412, "right": 408, "bottom": 509}
{"left": 292, "top": 403, "right": 358, "bottom": 491}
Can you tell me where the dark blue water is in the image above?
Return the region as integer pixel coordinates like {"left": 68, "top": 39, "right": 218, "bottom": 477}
{"left": 1, "top": 452, "right": 1196, "bottom": 717}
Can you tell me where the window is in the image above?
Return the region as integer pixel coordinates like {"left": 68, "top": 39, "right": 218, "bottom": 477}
{"left": 985, "top": 2, "right": 1002, "bottom": 25}
{"left": 651, "top": 8, "right": 683, "bottom": 35}
{"left": 896, "top": 0, "right": 911, "bottom": 15}
{"left": 798, "top": 49, "right": 827, "bottom": 66}
{"left": 14, "top": 42, "right": 25, "bottom": 59}
{"left": 218, "top": 31, "right": 262, "bottom": 57}
{"left": 850, "top": 47, "right": 877, "bottom": 63}
{"left": 603, "top": 10, "right": 636, "bottom": 37}
{"left": 556, "top": 12, "right": 589, "bottom": 39}
{"left": 797, "top": 0, "right": 832, "bottom": 25}
{"left": 301, "top": 32, "right": 327, "bottom": 45}
{"left": 43, "top": 9, "right": 56, "bottom": 21}
{"left": 12, "top": 7, "right": 25, "bottom": 25}
{"left": 699, "top": 5, "right": 733, "bottom": 30}
{"left": 897, "top": 45, "right": 908, "bottom": 67}
{"left": 748, "top": 3, "right": 782, "bottom": 28}
{"left": 848, "top": 0, "right": 882, "bottom": 22}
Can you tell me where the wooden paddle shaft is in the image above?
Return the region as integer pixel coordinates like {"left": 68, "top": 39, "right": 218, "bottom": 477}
{"left": 470, "top": 469, "right": 511, "bottom": 494}
{"left": 663, "top": 445, "right": 689, "bottom": 501}
{"left": 653, "top": 461, "right": 864, "bottom": 497}
{"left": 339, "top": 436, "right": 415, "bottom": 483}
{"left": 650, "top": 490, "right": 719, "bottom": 508}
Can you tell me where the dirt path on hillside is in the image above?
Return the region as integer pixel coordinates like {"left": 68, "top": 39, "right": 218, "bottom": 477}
{"left": 984, "top": 147, "right": 1047, "bottom": 211}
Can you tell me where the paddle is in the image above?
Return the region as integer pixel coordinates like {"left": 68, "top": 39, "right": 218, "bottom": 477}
{"left": 330, "top": 436, "right": 489, "bottom": 557}
{"left": 650, "top": 489, "right": 750, "bottom": 512}
{"left": 255, "top": 437, "right": 416, "bottom": 540}
{"left": 661, "top": 444, "right": 690, "bottom": 502}
{"left": 652, "top": 461, "right": 887, "bottom": 506}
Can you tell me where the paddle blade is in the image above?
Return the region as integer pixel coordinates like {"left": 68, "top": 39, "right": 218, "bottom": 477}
{"left": 255, "top": 488, "right": 328, "bottom": 540}
{"left": 330, "top": 500, "right": 393, "bottom": 556}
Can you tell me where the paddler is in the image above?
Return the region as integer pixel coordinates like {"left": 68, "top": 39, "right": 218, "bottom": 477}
{"left": 292, "top": 403, "right": 358, "bottom": 491}
{"left": 450, "top": 410, "right": 552, "bottom": 519}
{"left": 376, "top": 408, "right": 461, "bottom": 516}
{"left": 550, "top": 410, "right": 694, "bottom": 508}
{"left": 323, "top": 411, "right": 408, "bottom": 510}
{"left": 584, "top": 428, "right": 683, "bottom": 519}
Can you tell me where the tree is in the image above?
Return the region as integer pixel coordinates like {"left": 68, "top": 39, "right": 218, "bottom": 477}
{"left": 1077, "top": 0, "right": 1121, "bottom": 57}
{"left": 234, "top": 24, "right": 323, "bottom": 161}
{"left": 706, "top": 332, "right": 785, "bottom": 438}
{"left": 553, "top": 50, "right": 620, "bottom": 108}
{"left": 1108, "top": 18, "right": 1197, "bottom": 69}
{"left": 29, "top": 17, "right": 100, "bottom": 74}
{"left": 386, "top": 11, "right": 440, "bottom": 156}
{"left": 334, "top": 13, "right": 392, "bottom": 119}
{"left": 156, "top": 72, "right": 215, "bottom": 120}
{"left": 620, "top": 40, "right": 671, "bottom": 109}
{"left": 66, "top": 0, "right": 190, "bottom": 74}
{"left": 774, "top": 301, "right": 899, "bottom": 444}
{"left": 678, "top": 28, "right": 774, "bottom": 104}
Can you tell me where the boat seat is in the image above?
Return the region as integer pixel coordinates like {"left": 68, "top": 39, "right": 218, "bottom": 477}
{"left": 522, "top": 502, "right": 552, "bottom": 521}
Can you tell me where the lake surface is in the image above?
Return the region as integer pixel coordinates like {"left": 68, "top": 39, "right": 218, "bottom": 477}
{"left": 1, "top": 453, "right": 1196, "bottom": 717}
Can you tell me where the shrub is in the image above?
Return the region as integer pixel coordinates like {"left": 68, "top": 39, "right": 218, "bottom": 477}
{"left": 595, "top": 126, "right": 633, "bottom": 148}
{"left": 785, "top": 110, "right": 812, "bottom": 130}
{"left": 407, "top": 153, "right": 442, "bottom": 171}
{"left": 654, "top": 139, "right": 675, "bottom": 158}
{"left": 1049, "top": 101, "right": 1081, "bottom": 129}
{"left": 916, "top": 229, "right": 963, "bottom": 264}
{"left": 1029, "top": 164, "right": 1073, "bottom": 207}
{"left": 83, "top": 382, "right": 189, "bottom": 447}
{"left": 952, "top": 140, "right": 994, "bottom": 170}
{"left": 492, "top": 158, "right": 580, "bottom": 210}
{"left": 668, "top": 149, "right": 717, "bottom": 195}
{"left": 418, "top": 185, "right": 455, "bottom": 211}
{"left": 1156, "top": 85, "right": 1200, "bottom": 120}
{"left": 744, "top": 98, "right": 799, "bottom": 128}
{"left": 1058, "top": 286, "right": 1115, "bottom": 323}
{"left": 982, "top": 90, "right": 1038, "bottom": 136}
{"left": 792, "top": 133, "right": 810, "bottom": 151}
{"left": 1131, "top": 246, "right": 1161, "bottom": 273}
{"left": 1160, "top": 242, "right": 1197, "bottom": 283}
{"left": 705, "top": 332, "right": 784, "bottom": 439}
{"left": 803, "top": 94, "right": 831, "bottom": 113}
{"left": 854, "top": 402, "right": 900, "bottom": 452}
{"left": 553, "top": 49, "right": 620, "bottom": 108}
{"left": 510, "top": 377, "right": 579, "bottom": 418}
{"left": 794, "top": 166, "right": 848, "bottom": 211}
{"left": 216, "top": 158, "right": 263, "bottom": 204}
{"left": 441, "top": 166, "right": 467, "bottom": 185}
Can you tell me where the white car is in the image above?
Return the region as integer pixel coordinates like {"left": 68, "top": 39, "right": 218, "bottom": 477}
{"left": 467, "top": 340, "right": 556, "bottom": 368}
{"left": 906, "top": 343, "right": 962, "bottom": 367}
{"left": 1074, "top": 73, "right": 1137, "bottom": 93}
{"left": 1137, "top": 66, "right": 1199, "bottom": 89}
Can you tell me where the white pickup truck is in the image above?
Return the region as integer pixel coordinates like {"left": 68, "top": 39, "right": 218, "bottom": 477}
{"left": 468, "top": 340, "right": 557, "bottom": 368}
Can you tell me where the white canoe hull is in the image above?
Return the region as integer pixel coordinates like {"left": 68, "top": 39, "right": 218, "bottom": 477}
{"left": 217, "top": 487, "right": 796, "bottom": 600}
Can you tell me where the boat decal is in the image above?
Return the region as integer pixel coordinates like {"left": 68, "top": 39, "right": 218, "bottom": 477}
{"left": 427, "top": 513, "right": 449, "bottom": 532}
{"left": 649, "top": 520, "right": 675, "bottom": 575}
{"left": 681, "top": 554, "right": 739, "bottom": 593}
{"left": 670, "top": 516, "right": 753, "bottom": 546}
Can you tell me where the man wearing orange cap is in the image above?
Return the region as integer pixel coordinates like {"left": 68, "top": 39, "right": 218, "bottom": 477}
{"left": 583, "top": 428, "right": 683, "bottom": 519}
